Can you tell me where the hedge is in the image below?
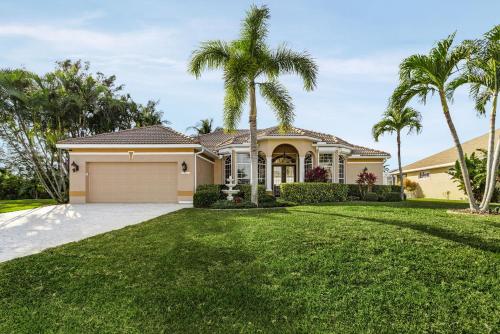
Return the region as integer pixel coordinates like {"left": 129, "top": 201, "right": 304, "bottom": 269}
{"left": 235, "top": 184, "right": 267, "bottom": 200}
{"left": 364, "top": 192, "right": 379, "bottom": 201}
{"left": 347, "top": 184, "right": 400, "bottom": 198}
{"left": 193, "top": 190, "right": 219, "bottom": 208}
{"left": 280, "top": 182, "right": 348, "bottom": 204}
{"left": 382, "top": 192, "right": 403, "bottom": 202}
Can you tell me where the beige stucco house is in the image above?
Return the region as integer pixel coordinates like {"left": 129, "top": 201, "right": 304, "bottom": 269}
{"left": 57, "top": 125, "right": 390, "bottom": 203}
{"left": 391, "top": 131, "right": 493, "bottom": 200}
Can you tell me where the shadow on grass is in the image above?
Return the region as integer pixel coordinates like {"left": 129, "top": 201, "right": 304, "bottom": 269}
{"left": 297, "top": 209, "right": 500, "bottom": 254}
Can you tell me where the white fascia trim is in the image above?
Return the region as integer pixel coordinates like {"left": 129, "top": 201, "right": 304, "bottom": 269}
{"left": 347, "top": 161, "right": 385, "bottom": 164}
{"left": 349, "top": 155, "right": 391, "bottom": 159}
{"left": 197, "top": 146, "right": 219, "bottom": 159}
{"left": 390, "top": 162, "right": 454, "bottom": 175}
{"left": 196, "top": 154, "right": 215, "bottom": 165}
{"left": 178, "top": 201, "right": 193, "bottom": 204}
{"left": 69, "top": 152, "right": 194, "bottom": 156}
{"left": 258, "top": 135, "right": 322, "bottom": 141}
{"left": 57, "top": 144, "right": 201, "bottom": 149}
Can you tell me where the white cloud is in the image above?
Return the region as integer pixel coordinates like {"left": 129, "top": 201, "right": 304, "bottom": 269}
{"left": 0, "top": 24, "right": 177, "bottom": 52}
{"left": 317, "top": 51, "right": 408, "bottom": 83}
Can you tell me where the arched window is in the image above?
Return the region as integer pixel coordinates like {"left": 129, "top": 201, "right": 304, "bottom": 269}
{"left": 338, "top": 155, "right": 345, "bottom": 184}
{"left": 224, "top": 155, "right": 232, "bottom": 182}
{"left": 304, "top": 152, "right": 313, "bottom": 174}
{"left": 258, "top": 153, "right": 266, "bottom": 185}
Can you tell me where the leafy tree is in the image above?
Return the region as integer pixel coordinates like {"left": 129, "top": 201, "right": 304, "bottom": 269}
{"left": 373, "top": 106, "right": 422, "bottom": 200}
{"left": 187, "top": 118, "right": 221, "bottom": 135}
{"left": 188, "top": 5, "right": 317, "bottom": 205}
{"left": 356, "top": 169, "right": 377, "bottom": 199}
{"left": 448, "top": 149, "right": 499, "bottom": 202}
{"left": 391, "top": 33, "right": 479, "bottom": 211}
{"left": 0, "top": 60, "right": 165, "bottom": 203}
{"left": 449, "top": 25, "right": 500, "bottom": 211}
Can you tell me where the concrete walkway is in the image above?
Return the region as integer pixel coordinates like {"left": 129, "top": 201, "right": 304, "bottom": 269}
{"left": 0, "top": 203, "right": 190, "bottom": 262}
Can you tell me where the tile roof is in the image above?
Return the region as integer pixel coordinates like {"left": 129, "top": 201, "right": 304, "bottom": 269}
{"left": 58, "top": 125, "right": 197, "bottom": 145}
{"left": 399, "top": 131, "right": 493, "bottom": 173}
{"left": 57, "top": 124, "right": 389, "bottom": 158}
{"left": 199, "top": 126, "right": 389, "bottom": 157}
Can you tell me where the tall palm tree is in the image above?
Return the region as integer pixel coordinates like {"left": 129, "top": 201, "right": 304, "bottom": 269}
{"left": 449, "top": 25, "right": 499, "bottom": 212}
{"left": 187, "top": 118, "right": 219, "bottom": 135}
{"left": 188, "top": 5, "right": 317, "bottom": 204}
{"left": 391, "top": 33, "right": 479, "bottom": 211}
{"left": 373, "top": 106, "right": 422, "bottom": 200}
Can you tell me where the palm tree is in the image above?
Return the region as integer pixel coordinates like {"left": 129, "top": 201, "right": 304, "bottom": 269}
{"left": 188, "top": 5, "right": 317, "bottom": 204}
{"left": 187, "top": 118, "right": 219, "bottom": 135}
{"left": 391, "top": 33, "right": 479, "bottom": 211}
{"left": 373, "top": 106, "right": 422, "bottom": 200}
{"left": 449, "top": 25, "right": 499, "bottom": 212}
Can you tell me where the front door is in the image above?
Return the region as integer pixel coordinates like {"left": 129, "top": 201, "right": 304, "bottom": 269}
{"left": 273, "top": 165, "right": 295, "bottom": 196}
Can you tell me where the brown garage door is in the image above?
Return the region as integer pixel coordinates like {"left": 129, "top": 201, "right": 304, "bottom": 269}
{"left": 87, "top": 162, "right": 177, "bottom": 203}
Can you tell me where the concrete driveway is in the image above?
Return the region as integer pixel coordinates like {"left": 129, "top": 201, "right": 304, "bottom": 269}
{"left": 0, "top": 203, "right": 190, "bottom": 262}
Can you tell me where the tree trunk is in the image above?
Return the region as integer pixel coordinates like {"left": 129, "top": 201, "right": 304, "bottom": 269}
{"left": 480, "top": 93, "right": 499, "bottom": 212}
{"left": 249, "top": 82, "right": 259, "bottom": 205}
{"left": 397, "top": 131, "right": 405, "bottom": 200}
{"left": 438, "top": 90, "right": 479, "bottom": 211}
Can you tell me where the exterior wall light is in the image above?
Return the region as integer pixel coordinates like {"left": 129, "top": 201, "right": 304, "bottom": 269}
{"left": 71, "top": 161, "right": 79, "bottom": 173}
{"left": 181, "top": 161, "right": 188, "bottom": 173}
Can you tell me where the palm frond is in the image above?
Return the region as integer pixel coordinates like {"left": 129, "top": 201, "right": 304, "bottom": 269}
{"left": 223, "top": 78, "right": 248, "bottom": 131}
{"left": 240, "top": 5, "right": 270, "bottom": 54}
{"left": 188, "top": 40, "right": 230, "bottom": 78}
{"left": 259, "top": 79, "right": 294, "bottom": 130}
{"left": 267, "top": 44, "right": 318, "bottom": 90}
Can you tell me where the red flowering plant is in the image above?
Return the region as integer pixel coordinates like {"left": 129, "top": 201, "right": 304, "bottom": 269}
{"left": 305, "top": 166, "right": 329, "bottom": 182}
{"left": 356, "top": 168, "right": 377, "bottom": 198}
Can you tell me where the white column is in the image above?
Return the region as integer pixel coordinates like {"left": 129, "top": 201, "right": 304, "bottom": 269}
{"left": 299, "top": 156, "right": 305, "bottom": 182}
{"left": 266, "top": 156, "right": 272, "bottom": 191}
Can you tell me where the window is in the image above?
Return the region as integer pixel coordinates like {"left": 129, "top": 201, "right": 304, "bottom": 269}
{"left": 236, "top": 153, "right": 251, "bottom": 184}
{"left": 224, "top": 155, "right": 232, "bottom": 182}
{"left": 304, "top": 152, "right": 313, "bottom": 174}
{"left": 419, "top": 170, "right": 430, "bottom": 179}
{"left": 258, "top": 153, "right": 266, "bottom": 185}
{"left": 319, "top": 153, "right": 334, "bottom": 182}
{"left": 338, "top": 155, "right": 345, "bottom": 184}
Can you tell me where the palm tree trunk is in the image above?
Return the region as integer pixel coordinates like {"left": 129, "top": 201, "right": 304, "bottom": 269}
{"left": 480, "top": 93, "right": 497, "bottom": 209}
{"left": 480, "top": 93, "right": 499, "bottom": 212}
{"left": 397, "top": 131, "right": 404, "bottom": 200}
{"left": 249, "top": 82, "right": 259, "bottom": 205}
{"left": 438, "top": 90, "right": 478, "bottom": 211}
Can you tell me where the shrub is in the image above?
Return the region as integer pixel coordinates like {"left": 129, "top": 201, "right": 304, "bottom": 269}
{"left": 356, "top": 169, "right": 377, "bottom": 198}
{"left": 193, "top": 190, "right": 219, "bottom": 208}
{"left": 381, "top": 192, "right": 402, "bottom": 202}
{"left": 347, "top": 184, "right": 362, "bottom": 198}
{"left": 280, "top": 182, "right": 348, "bottom": 204}
{"left": 364, "top": 192, "right": 379, "bottom": 201}
{"left": 404, "top": 179, "right": 418, "bottom": 192}
{"left": 235, "top": 184, "right": 266, "bottom": 201}
{"left": 196, "top": 184, "right": 225, "bottom": 199}
{"left": 305, "top": 166, "right": 329, "bottom": 182}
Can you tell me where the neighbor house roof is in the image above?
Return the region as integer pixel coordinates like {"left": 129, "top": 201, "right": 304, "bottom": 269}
{"left": 57, "top": 125, "right": 198, "bottom": 146}
{"left": 395, "top": 131, "right": 494, "bottom": 174}
{"left": 198, "top": 126, "right": 390, "bottom": 157}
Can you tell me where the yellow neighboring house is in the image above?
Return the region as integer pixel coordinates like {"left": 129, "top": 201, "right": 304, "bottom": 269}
{"left": 391, "top": 131, "right": 494, "bottom": 200}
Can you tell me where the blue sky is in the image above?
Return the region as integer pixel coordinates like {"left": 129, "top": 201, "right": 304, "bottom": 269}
{"left": 0, "top": 0, "right": 499, "bottom": 168}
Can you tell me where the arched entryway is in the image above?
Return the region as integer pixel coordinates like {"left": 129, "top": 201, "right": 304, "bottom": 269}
{"left": 272, "top": 144, "right": 298, "bottom": 196}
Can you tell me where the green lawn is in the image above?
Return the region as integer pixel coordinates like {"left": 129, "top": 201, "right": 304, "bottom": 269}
{"left": 0, "top": 201, "right": 499, "bottom": 333}
{"left": 0, "top": 199, "right": 56, "bottom": 214}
